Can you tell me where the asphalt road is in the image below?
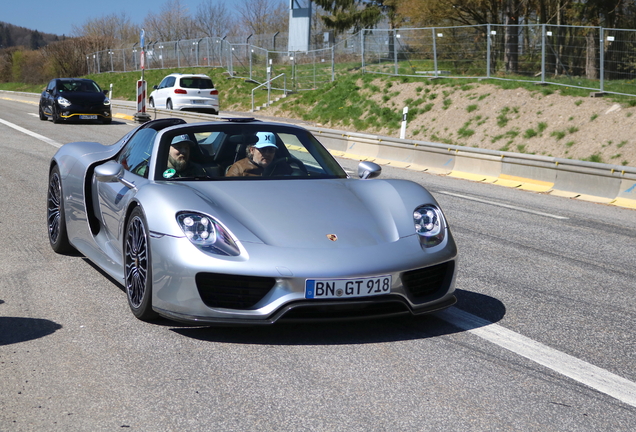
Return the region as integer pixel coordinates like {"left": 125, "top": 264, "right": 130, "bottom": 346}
{"left": 1, "top": 95, "right": 635, "bottom": 431}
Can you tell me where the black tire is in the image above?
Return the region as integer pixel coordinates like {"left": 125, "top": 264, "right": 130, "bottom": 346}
{"left": 52, "top": 105, "right": 61, "bottom": 124}
{"left": 38, "top": 104, "right": 47, "bottom": 120}
{"left": 124, "top": 207, "right": 158, "bottom": 321}
{"left": 47, "top": 166, "right": 74, "bottom": 254}
{"left": 166, "top": 99, "right": 173, "bottom": 110}
{"left": 102, "top": 117, "right": 112, "bottom": 124}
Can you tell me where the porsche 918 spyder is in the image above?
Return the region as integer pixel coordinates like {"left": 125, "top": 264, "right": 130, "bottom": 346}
{"left": 47, "top": 117, "right": 457, "bottom": 324}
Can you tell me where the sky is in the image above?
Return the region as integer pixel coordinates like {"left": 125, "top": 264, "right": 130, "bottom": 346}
{"left": 2, "top": 0, "right": 234, "bottom": 36}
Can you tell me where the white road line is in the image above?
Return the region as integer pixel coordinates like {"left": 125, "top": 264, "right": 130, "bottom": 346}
{"left": 436, "top": 307, "right": 636, "bottom": 407}
{"left": 438, "top": 191, "right": 569, "bottom": 219}
{"left": 0, "top": 118, "right": 62, "bottom": 148}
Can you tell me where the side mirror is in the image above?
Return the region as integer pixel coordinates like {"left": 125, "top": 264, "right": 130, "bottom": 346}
{"left": 94, "top": 161, "right": 124, "bottom": 183}
{"left": 103, "top": 90, "right": 109, "bottom": 95}
{"left": 357, "top": 161, "right": 381, "bottom": 179}
{"left": 153, "top": 85, "right": 159, "bottom": 90}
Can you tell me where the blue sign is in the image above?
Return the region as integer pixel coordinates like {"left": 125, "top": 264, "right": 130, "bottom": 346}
{"left": 140, "top": 29, "right": 145, "bottom": 49}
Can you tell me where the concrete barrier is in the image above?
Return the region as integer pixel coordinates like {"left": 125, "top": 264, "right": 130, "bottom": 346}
{"left": 611, "top": 171, "right": 636, "bottom": 209}
{"left": 497, "top": 153, "right": 557, "bottom": 192}
{"left": 449, "top": 148, "right": 503, "bottom": 183}
{"left": 377, "top": 141, "right": 455, "bottom": 173}
{"left": 550, "top": 159, "right": 624, "bottom": 203}
{"left": 407, "top": 144, "right": 456, "bottom": 174}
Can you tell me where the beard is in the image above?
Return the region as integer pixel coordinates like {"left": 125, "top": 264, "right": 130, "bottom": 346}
{"left": 248, "top": 152, "right": 270, "bottom": 168}
{"left": 168, "top": 155, "right": 187, "bottom": 172}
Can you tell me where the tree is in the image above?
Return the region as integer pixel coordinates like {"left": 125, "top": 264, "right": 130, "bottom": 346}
{"left": 314, "top": 0, "right": 391, "bottom": 34}
{"left": 29, "top": 30, "right": 44, "bottom": 50}
{"left": 504, "top": 0, "right": 520, "bottom": 73}
{"left": 195, "top": 0, "right": 237, "bottom": 38}
{"left": 235, "top": 0, "right": 288, "bottom": 36}
{"left": 143, "top": 0, "right": 197, "bottom": 42}
{"left": 72, "top": 12, "right": 138, "bottom": 49}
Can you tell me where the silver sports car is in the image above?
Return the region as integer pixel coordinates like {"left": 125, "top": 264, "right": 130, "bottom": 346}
{"left": 47, "top": 117, "right": 457, "bottom": 324}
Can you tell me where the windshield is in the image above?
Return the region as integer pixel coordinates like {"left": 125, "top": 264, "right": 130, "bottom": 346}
{"left": 154, "top": 123, "right": 347, "bottom": 181}
{"left": 179, "top": 77, "right": 214, "bottom": 89}
{"left": 58, "top": 80, "right": 101, "bottom": 93}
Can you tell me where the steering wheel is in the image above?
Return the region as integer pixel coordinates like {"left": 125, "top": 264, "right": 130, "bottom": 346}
{"left": 263, "top": 156, "right": 309, "bottom": 177}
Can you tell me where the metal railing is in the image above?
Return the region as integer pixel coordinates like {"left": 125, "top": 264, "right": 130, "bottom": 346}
{"left": 251, "top": 73, "right": 287, "bottom": 111}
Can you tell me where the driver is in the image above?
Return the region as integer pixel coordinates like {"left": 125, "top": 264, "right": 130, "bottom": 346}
{"left": 226, "top": 132, "right": 278, "bottom": 177}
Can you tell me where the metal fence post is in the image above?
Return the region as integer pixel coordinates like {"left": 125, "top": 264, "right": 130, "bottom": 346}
{"left": 599, "top": 27, "right": 605, "bottom": 92}
{"left": 331, "top": 45, "right": 335, "bottom": 81}
{"left": 206, "top": 38, "right": 210, "bottom": 66}
{"left": 361, "top": 30, "right": 365, "bottom": 73}
{"left": 541, "top": 24, "right": 546, "bottom": 83}
{"left": 432, "top": 28, "right": 438, "bottom": 77}
{"left": 177, "top": 40, "right": 181, "bottom": 68}
{"left": 394, "top": 29, "right": 399, "bottom": 75}
{"left": 487, "top": 24, "right": 491, "bottom": 78}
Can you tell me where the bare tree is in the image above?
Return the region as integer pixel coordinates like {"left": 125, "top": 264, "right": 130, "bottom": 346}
{"left": 236, "top": 0, "right": 288, "bottom": 36}
{"left": 72, "top": 12, "right": 139, "bottom": 48}
{"left": 195, "top": 0, "right": 237, "bottom": 38}
{"left": 143, "top": 0, "right": 197, "bottom": 42}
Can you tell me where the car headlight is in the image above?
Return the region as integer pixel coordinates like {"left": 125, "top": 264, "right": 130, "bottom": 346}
{"left": 56, "top": 96, "right": 71, "bottom": 107}
{"left": 413, "top": 205, "right": 446, "bottom": 248}
{"left": 103, "top": 98, "right": 111, "bottom": 106}
{"left": 176, "top": 212, "right": 240, "bottom": 256}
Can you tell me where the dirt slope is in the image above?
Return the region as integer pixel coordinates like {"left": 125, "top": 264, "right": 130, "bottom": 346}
{"left": 262, "top": 82, "right": 636, "bottom": 168}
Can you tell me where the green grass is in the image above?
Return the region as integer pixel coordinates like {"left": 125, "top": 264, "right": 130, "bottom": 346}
{"left": 583, "top": 153, "right": 604, "bottom": 163}
{"left": 523, "top": 128, "right": 538, "bottom": 139}
{"left": 457, "top": 121, "right": 475, "bottom": 138}
{"left": 497, "top": 107, "right": 512, "bottom": 127}
{"left": 551, "top": 130, "right": 566, "bottom": 140}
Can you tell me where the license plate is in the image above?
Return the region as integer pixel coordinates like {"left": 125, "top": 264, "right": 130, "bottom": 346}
{"left": 192, "top": 100, "right": 205, "bottom": 104}
{"left": 80, "top": 115, "right": 97, "bottom": 119}
{"left": 305, "top": 275, "right": 392, "bottom": 299}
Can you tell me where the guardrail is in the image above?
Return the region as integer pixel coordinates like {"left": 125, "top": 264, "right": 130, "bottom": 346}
{"left": 3, "top": 90, "right": 634, "bottom": 210}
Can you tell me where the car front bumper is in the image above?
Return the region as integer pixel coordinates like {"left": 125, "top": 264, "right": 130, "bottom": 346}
{"left": 149, "top": 233, "right": 458, "bottom": 325}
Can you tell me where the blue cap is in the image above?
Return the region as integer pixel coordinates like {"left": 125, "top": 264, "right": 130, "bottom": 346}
{"left": 254, "top": 132, "right": 277, "bottom": 149}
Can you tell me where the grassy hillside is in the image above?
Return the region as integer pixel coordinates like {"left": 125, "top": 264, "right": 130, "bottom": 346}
{"left": 2, "top": 67, "right": 635, "bottom": 167}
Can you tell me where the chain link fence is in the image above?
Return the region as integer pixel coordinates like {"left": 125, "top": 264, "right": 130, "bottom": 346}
{"left": 87, "top": 24, "right": 636, "bottom": 98}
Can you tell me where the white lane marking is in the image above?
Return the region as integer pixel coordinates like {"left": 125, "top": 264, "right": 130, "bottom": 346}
{"left": 0, "top": 118, "right": 62, "bottom": 148}
{"left": 436, "top": 307, "right": 636, "bottom": 407}
{"left": 438, "top": 191, "right": 569, "bottom": 219}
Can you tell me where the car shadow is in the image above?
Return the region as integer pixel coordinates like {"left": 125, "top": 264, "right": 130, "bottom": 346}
{"left": 0, "top": 316, "right": 63, "bottom": 346}
{"left": 169, "top": 289, "right": 506, "bottom": 345}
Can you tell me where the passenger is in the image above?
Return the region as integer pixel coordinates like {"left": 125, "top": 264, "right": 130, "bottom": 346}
{"left": 226, "top": 132, "right": 278, "bottom": 177}
{"left": 164, "top": 136, "right": 209, "bottom": 179}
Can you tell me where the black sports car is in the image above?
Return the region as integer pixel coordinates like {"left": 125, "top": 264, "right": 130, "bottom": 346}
{"left": 39, "top": 78, "right": 112, "bottom": 124}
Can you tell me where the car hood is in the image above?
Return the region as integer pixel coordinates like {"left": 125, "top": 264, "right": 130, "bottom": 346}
{"left": 60, "top": 92, "right": 106, "bottom": 104}
{"left": 183, "top": 179, "right": 426, "bottom": 248}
